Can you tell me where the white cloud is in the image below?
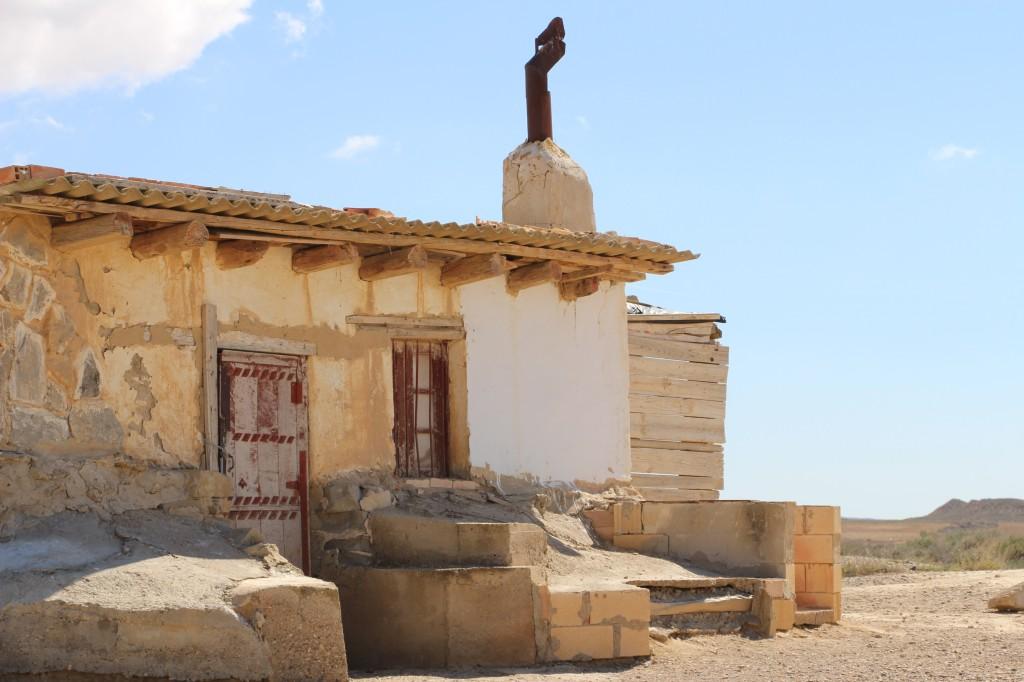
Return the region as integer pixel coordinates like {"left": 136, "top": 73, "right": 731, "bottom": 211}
{"left": 0, "top": 1, "right": 251, "bottom": 96}
{"left": 32, "top": 115, "right": 68, "bottom": 131}
{"left": 576, "top": 115, "right": 591, "bottom": 130}
{"left": 931, "top": 144, "right": 979, "bottom": 161}
{"left": 330, "top": 134, "right": 381, "bottom": 160}
{"left": 275, "top": 11, "right": 307, "bottom": 43}
{"left": 307, "top": 0, "right": 325, "bottom": 17}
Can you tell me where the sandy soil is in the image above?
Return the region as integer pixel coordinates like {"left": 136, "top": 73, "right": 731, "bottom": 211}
{"left": 355, "top": 569, "right": 1024, "bottom": 682}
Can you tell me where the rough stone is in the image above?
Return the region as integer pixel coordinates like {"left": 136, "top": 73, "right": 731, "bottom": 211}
{"left": 1, "top": 263, "right": 31, "bottom": 308}
{"left": 502, "top": 139, "right": 596, "bottom": 233}
{"left": 43, "top": 381, "right": 69, "bottom": 414}
{"left": 324, "top": 479, "right": 361, "bottom": 512}
{"left": 988, "top": 582, "right": 1024, "bottom": 612}
{"left": 24, "top": 277, "right": 56, "bottom": 322}
{"left": 11, "top": 323, "right": 46, "bottom": 404}
{"left": 69, "top": 403, "right": 124, "bottom": 454}
{"left": 359, "top": 487, "right": 394, "bottom": 511}
{"left": 2, "top": 214, "right": 49, "bottom": 265}
{"left": 76, "top": 349, "right": 102, "bottom": 399}
{"left": 10, "top": 406, "right": 69, "bottom": 452}
{"left": 45, "top": 305, "right": 77, "bottom": 355}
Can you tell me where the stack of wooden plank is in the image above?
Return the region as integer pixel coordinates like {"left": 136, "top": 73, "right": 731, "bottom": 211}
{"left": 628, "top": 313, "right": 727, "bottom": 502}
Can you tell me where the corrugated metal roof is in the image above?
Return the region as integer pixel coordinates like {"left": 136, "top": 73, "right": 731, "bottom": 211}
{"left": 0, "top": 169, "right": 695, "bottom": 267}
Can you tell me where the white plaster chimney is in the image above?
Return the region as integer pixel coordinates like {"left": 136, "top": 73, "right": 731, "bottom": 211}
{"left": 502, "top": 139, "right": 596, "bottom": 233}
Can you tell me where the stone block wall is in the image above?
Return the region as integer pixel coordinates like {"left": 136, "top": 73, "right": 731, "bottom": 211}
{"left": 544, "top": 584, "right": 651, "bottom": 660}
{"left": 793, "top": 505, "right": 842, "bottom": 621}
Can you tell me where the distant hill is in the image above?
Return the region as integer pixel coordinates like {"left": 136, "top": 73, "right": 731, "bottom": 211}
{"left": 918, "top": 498, "right": 1024, "bottom": 524}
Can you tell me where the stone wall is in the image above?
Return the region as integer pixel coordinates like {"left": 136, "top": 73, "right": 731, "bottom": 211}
{"left": 793, "top": 505, "right": 842, "bottom": 622}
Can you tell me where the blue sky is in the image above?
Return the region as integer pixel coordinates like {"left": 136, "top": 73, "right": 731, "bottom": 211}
{"left": 2, "top": 2, "right": 1021, "bottom": 518}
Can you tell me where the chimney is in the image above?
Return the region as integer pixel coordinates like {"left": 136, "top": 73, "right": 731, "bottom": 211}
{"left": 502, "top": 18, "right": 596, "bottom": 233}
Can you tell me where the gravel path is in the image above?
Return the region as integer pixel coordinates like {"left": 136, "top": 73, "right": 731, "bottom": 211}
{"left": 354, "top": 569, "right": 1024, "bottom": 682}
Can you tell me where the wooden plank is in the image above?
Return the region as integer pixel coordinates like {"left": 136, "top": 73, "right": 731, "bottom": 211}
{"left": 637, "top": 488, "right": 720, "bottom": 502}
{"left": 291, "top": 243, "right": 359, "bottom": 273}
{"left": 12, "top": 194, "right": 682, "bottom": 273}
{"left": 630, "top": 473, "right": 723, "bottom": 490}
{"left": 218, "top": 331, "right": 316, "bottom": 356}
{"left": 630, "top": 378, "right": 727, "bottom": 402}
{"left": 628, "top": 321, "right": 720, "bottom": 341}
{"left": 631, "top": 448, "right": 724, "bottom": 477}
{"left": 346, "top": 315, "right": 463, "bottom": 329}
{"left": 629, "top": 394, "right": 725, "bottom": 419}
{"left": 507, "top": 261, "right": 562, "bottom": 294}
{"left": 630, "top": 412, "right": 725, "bottom": 443}
{"left": 628, "top": 334, "right": 729, "bottom": 364}
{"left": 559, "top": 276, "right": 600, "bottom": 301}
{"left": 51, "top": 212, "right": 133, "bottom": 251}
{"left": 130, "top": 220, "right": 208, "bottom": 259}
{"left": 440, "top": 253, "right": 507, "bottom": 287}
{"left": 631, "top": 439, "right": 723, "bottom": 453}
{"left": 630, "top": 356, "right": 728, "bottom": 384}
{"left": 627, "top": 313, "right": 723, "bottom": 322}
{"left": 358, "top": 245, "right": 428, "bottom": 281}
{"left": 201, "top": 303, "right": 218, "bottom": 472}
{"left": 561, "top": 265, "right": 614, "bottom": 282}
{"left": 388, "top": 328, "right": 465, "bottom": 341}
{"left": 650, "top": 594, "right": 750, "bottom": 616}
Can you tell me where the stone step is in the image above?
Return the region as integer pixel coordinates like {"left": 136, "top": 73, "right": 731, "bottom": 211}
{"left": 794, "top": 608, "right": 835, "bottom": 626}
{"left": 369, "top": 511, "right": 547, "bottom": 568}
{"left": 650, "top": 593, "right": 752, "bottom": 617}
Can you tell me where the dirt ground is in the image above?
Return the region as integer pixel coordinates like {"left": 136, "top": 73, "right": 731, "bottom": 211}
{"left": 355, "top": 569, "right": 1024, "bottom": 682}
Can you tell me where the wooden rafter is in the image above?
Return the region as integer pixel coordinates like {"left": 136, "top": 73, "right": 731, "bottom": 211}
{"left": 358, "top": 245, "right": 428, "bottom": 281}
{"left": 51, "top": 212, "right": 133, "bottom": 251}
{"left": 130, "top": 220, "right": 208, "bottom": 260}
{"left": 216, "top": 239, "right": 270, "bottom": 269}
{"left": 440, "top": 253, "right": 508, "bottom": 287}
{"left": 291, "top": 243, "right": 359, "bottom": 274}
{"left": 507, "top": 260, "right": 562, "bottom": 294}
{"left": 560, "top": 276, "right": 601, "bottom": 301}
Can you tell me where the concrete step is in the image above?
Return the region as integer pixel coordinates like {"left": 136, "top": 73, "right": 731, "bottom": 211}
{"left": 650, "top": 593, "right": 752, "bottom": 617}
{"left": 369, "top": 511, "right": 547, "bottom": 568}
{"left": 794, "top": 607, "right": 835, "bottom": 626}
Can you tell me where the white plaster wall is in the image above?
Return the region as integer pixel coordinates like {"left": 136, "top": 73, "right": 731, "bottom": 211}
{"left": 459, "top": 278, "right": 630, "bottom": 489}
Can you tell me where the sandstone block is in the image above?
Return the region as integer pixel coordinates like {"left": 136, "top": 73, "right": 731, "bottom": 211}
{"left": 613, "top": 533, "right": 668, "bottom": 555}
{"left": 802, "top": 505, "right": 841, "bottom": 535}
{"left": 761, "top": 578, "right": 789, "bottom": 599}
{"left": 446, "top": 567, "right": 536, "bottom": 667}
{"left": 582, "top": 508, "right": 614, "bottom": 541}
{"left": 550, "top": 625, "right": 614, "bottom": 661}
{"left": 549, "top": 589, "right": 586, "bottom": 627}
{"left": 773, "top": 597, "right": 795, "bottom": 631}
{"left": 988, "top": 582, "right": 1024, "bottom": 611}
{"left": 794, "top": 534, "right": 834, "bottom": 565}
{"left": 795, "top": 592, "right": 840, "bottom": 611}
{"left": 589, "top": 586, "right": 650, "bottom": 626}
{"left": 804, "top": 563, "right": 841, "bottom": 593}
{"left": 616, "top": 624, "right": 651, "bottom": 657}
{"left": 613, "top": 501, "right": 642, "bottom": 535}
{"left": 794, "top": 564, "right": 806, "bottom": 593}
{"left": 231, "top": 575, "right": 348, "bottom": 681}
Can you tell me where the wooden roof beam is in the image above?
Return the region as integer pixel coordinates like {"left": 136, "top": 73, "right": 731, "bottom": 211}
{"left": 216, "top": 239, "right": 270, "bottom": 270}
{"left": 507, "top": 260, "right": 562, "bottom": 294}
{"left": 130, "top": 220, "right": 208, "bottom": 260}
{"left": 560, "top": 276, "right": 601, "bottom": 301}
{"left": 51, "top": 212, "right": 133, "bottom": 252}
{"left": 292, "top": 243, "right": 359, "bottom": 274}
{"left": 440, "top": 253, "right": 508, "bottom": 287}
{"left": 358, "top": 245, "right": 428, "bottom": 281}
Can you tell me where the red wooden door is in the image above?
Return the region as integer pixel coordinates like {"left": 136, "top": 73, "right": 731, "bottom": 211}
{"left": 392, "top": 340, "right": 449, "bottom": 478}
{"left": 219, "top": 350, "right": 309, "bottom": 573}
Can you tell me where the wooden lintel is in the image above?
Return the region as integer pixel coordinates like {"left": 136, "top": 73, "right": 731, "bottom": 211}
{"left": 51, "top": 212, "right": 133, "bottom": 251}
{"left": 346, "top": 314, "right": 462, "bottom": 329}
{"left": 440, "top": 253, "right": 508, "bottom": 287}
{"left": 561, "top": 264, "right": 613, "bottom": 283}
{"left": 217, "top": 330, "right": 316, "bottom": 356}
{"left": 130, "top": 220, "right": 208, "bottom": 260}
{"left": 560, "top": 276, "right": 601, "bottom": 301}
{"left": 292, "top": 243, "right": 359, "bottom": 274}
{"left": 507, "top": 260, "right": 562, "bottom": 294}
{"left": 358, "top": 245, "right": 428, "bottom": 281}
{"left": 216, "top": 239, "right": 271, "bottom": 270}
{"left": 9, "top": 195, "right": 682, "bottom": 274}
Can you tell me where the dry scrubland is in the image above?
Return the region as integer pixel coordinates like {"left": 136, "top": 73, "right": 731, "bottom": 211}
{"left": 358, "top": 569, "right": 1024, "bottom": 682}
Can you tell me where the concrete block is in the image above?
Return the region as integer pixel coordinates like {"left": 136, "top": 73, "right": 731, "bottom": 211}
{"left": 794, "top": 534, "right": 834, "bottom": 565}
{"left": 549, "top": 625, "right": 614, "bottom": 661}
{"left": 370, "top": 513, "right": 458, "bottom": 566}
{"left": 802, "top": 506, "right": 841, "bottom": 535}
{"left": 804, "top": 563, "right": 840, "bottom": 594}
{"left": 447, "top": 568, "right": 537, "bottom": 667}
{"left": 550, "top": 589, "right": 586, "bottom": 627}
{"left": 230, "top": 576, "right": 348, "bottom": 681}
{"left": 582, "top": 509, "right": 614, "bottom": 541}
{"left": 761, "top": 578, "right": 788, "bottom": 599}
{"left": 794, "top": 564, "right": 806, "bottom": 593}
{"left": 795, "top": 592, "right": 840, "bottom": 611}
{"left": 613, "top": 533, "right": 668, "bottom": 555}
{"left": 589, "top": 586, "right": 650, "bottom": 626}
{"left": 507, "top": 524, "right": 548, "bottom": 565}
{"left": 615, "top": 624, "right": 650, "bottom": 657}
{"left": 614, "top": 501, "right": 642, "bottom": 534}
{"left": 773, "top": 597, "right": 795, "bottom": 631}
